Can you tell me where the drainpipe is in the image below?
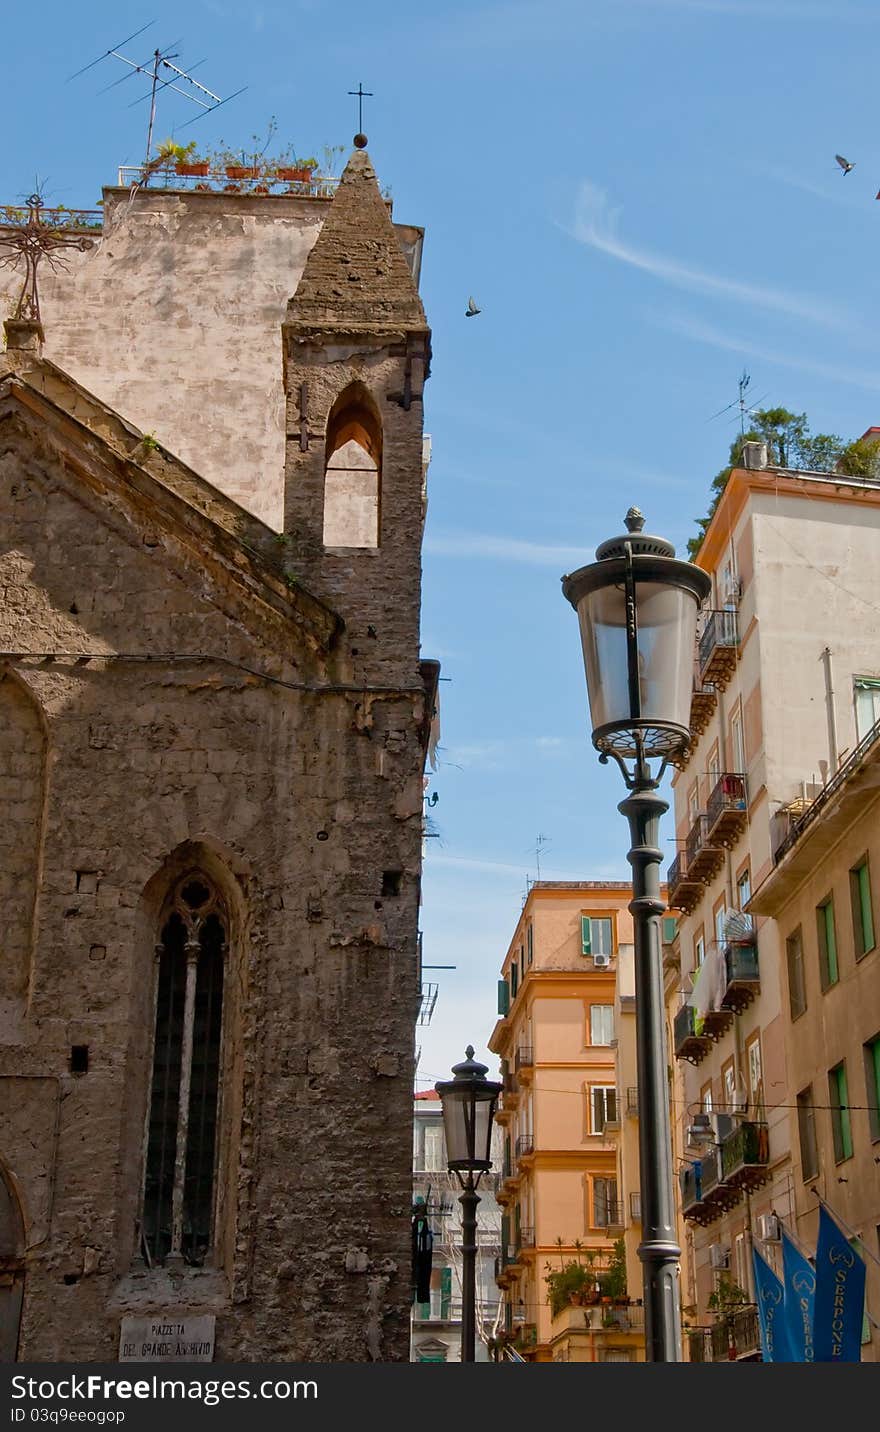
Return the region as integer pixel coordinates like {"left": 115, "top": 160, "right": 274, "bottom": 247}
{"left": 821, "top": 647, "right": 838, "bottom": 775}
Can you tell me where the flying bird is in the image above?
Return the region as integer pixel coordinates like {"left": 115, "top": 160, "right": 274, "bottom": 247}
{"left": 465, "top": 296, "right": 481, "bottom": 317}
{"left": 835, "top": 154, "right": 855, "bottom": 175}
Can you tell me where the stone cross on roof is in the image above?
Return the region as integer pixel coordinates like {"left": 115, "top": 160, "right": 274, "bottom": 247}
{"left": 0, "top": 194, "right": 96, "bottom": 325}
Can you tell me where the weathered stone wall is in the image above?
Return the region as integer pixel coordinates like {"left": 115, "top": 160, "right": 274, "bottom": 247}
{"left": 0, "top": 410, "right": 425, "bottom": 1360}
{"left": 0, "top": 190, "right": 423, "bottom": 530}
{"left": 0, "top": 673, "right": 45, "bottom": 1023}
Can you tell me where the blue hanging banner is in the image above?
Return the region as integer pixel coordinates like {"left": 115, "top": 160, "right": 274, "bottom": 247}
{"left": 812, "top": 1205, "right": 867, "bottom": 1362}
{"left": 752, "top": 1245, "right": 794, "bottom": 1362}
{"left": 781, "top": 1227, "right": 816, "bottom": 1363}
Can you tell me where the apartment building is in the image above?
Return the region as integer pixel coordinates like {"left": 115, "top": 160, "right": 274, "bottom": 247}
{"left": 410, "top": 1092, "right": 502, "bottom": 1363}
{"left": 749, "top": 716, "right": 880, "bottom": 1361}
{"left": 667, "top": 446, "right": 880, "bottom": 1360}
{"left": 488, "top": 881, "right": 678, "bottom": 1362}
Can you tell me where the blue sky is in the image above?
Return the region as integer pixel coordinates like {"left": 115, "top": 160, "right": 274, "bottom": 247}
{"left": 6, "top": 0, "right": 880, "bottom": 1090}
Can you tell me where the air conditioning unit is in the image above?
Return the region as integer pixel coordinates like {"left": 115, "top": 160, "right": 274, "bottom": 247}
{"left": 709, "top": 1243, "right": 731, "bottom": 1271}
{"left": 592, "top": 952, "right": 611, "bottom": 969}
{"left": 757, "top": 1213, "right": 781, "bottom": 1243}
{"left": 741, "top": 440, "right": 768, "bottom": 470}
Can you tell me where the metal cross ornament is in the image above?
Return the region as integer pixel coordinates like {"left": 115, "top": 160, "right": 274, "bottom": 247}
{"left": 0, "top": 195, "right": 96, "bottom": 325}
{"left": 348, "top": 82, "right": 373, "bottom": 145}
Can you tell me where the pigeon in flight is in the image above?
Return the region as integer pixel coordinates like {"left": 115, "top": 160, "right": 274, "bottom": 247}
{"left": 465, "top": 296, "right": 481, "bottom": 317}
{"left": 835, "top": 154, "right": 855, "bottom": 175}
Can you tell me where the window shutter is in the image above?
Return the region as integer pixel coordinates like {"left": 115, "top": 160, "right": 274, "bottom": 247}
{"left": 607, "top": 1088, "right": 617, "bottom": 1123}
{"left": 441, "top": 1265, "right": 452, "bottom": 1318}
{"left": 511, "top": 964, "right": 518, "bottom": 997}
{"left": 581, "top": 916, "right": 592, "bottom": 956}
{"left": 527, "top": 922, "right": 534, "bottom": 965}
{"left": 497, "top": 979, "right": 509, "bottom": 1016}
{"left": 663, "top": 916, "right": 677, "bottom": 943}
{"left": 593, "top": 1087, "right": 605, "bottom": 1132}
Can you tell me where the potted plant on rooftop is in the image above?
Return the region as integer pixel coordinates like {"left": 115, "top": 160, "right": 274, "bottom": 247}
{"left": 173, "top": 141, "right": 209, "bottom": 177}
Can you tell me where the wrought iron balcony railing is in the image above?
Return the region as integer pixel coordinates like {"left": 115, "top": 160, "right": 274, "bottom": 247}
{"left": 515, "top": 1046, "right": 534, "bottom": 1073}
{"left": 698, "top": 608, "right": 739, "bottom": 689}
{"left": 721, "top": 940, "right": 760, "bottom": 1014}
{"left": 706, "top": 772, "right": 748, "bottom": 847}
{"left": 515, "top": 1134, "right": 535, "bottom": 1160}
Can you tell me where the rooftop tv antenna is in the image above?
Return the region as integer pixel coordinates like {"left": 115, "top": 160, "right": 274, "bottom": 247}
{"left": 534, "top": 833, "right": 550, "bottom": 880}
{"left": 68, "top": 22, "right": 246, "bottom": 177}
{"left": 706, "top": 370, "right": 769, "bottom": 436}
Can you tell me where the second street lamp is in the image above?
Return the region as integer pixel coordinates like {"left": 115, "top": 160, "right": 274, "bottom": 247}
{"left": 562, "top": 506, "right": 710, "bottom": 1363}
{"left": 435, "top": 1046, "right": 502, "bottom": 1363}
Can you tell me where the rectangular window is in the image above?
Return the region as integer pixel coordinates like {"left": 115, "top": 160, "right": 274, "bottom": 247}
{"left": 787, "top": 927, "right": 807, "bottom": 1018}
{"left": 731, "top": 708, "right": 746, "bottom": 775}
{"left": 854, "top": 677, "right": 880, "bottom": 742}
{"left": 723, "top": 1061, "right": 736, "bottom": 1112}
{"left": 527, "top": 922, "right": 533, "bottom": 966}
{"left": 589, "top": 1004, "right": 614, "bottom": 1046}
{"left": 797, "top": 1086, "right": 819, "bottom": 1180}
{"left": 511, "top": 962, "right": 519, "bottom": 998}
{"left": 816, "top": 896, "right": 839, "bottom": 989}
{"left": 591, "top": 1086, "right": 617, "bottom": 1134}
{"left": 581, "top": 916, "right": 613, "bottom": 956}
{"left": 863, "top": 1034, "right": 880, "bottom": 1143}
{"left": 593, "top": 1175, "right": 619, "bottom": 1227}
{"left": 714, "top": 901, "right": 727, "bottom": 945}
{"left": 701, "top": 1083, "right": 713, "bottom": 1116}
{"left": 850, "top": 859, "right": 876, "bottom": 960}
{"left": 747, "top": 1036, "right": 762, "bottom": 1106}
{"left": 737, "top": 868, "right": 751, "bottom": 911}
{"left": 422, "top": 1124, "right": 445, "bottom": 1172}
{"left": 694, "top": 932, "right": 705, "bottom": 972}
{"left": 829, "top": 1063, "right": 853, "bottom": 1163}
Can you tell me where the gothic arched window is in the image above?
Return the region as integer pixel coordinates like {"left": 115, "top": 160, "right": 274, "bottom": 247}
{"left": 323, "top": 384, "right": 382, "bottom": 548}
{"left": 141, "top": 876, "right": 226, "bottom": 1268}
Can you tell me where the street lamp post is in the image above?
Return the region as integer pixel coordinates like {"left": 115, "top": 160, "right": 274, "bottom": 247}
{"left": 562, "top": 507, "right": 710, "bottom": 1362}
{"left": 435, "top": 1046, "right": 502, "bottom": 1363}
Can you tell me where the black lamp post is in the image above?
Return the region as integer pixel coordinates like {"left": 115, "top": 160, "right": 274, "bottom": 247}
{"left": 435, "top": 1046, "right": 502, "bottom": 1363}
{"left": 562, "top": 507, "right": 710, "bottom": 1363}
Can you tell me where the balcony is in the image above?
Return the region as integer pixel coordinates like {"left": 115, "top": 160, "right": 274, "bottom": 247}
{"left": 720, "top": 1120, "right": 770, "bottom": 1195}
{"left": 515, "top": 1323, "right": 537, "bottom": 1352}
{"left": 680, "top": 1145, "right": 724, "bottom": 1227}
{"left": 685, "top": 814, "right": 725, "bottom": 884}
{"left": 515, "top": 1046, "right": 534, "bottom": 1076}
{"left": 495, "top": 1245, "right": 520, "bottom": 1286}
{"left": 595, "top": 1200, "right": 625, "bottom": 1231}
{"left": 708, "top": 1304, "right": 761, "bottom": 1361}
{"left": 721, "top": 940, "right": 760, "bottom": 1014}
{"left": 706, "top": 773, "right": 748, "bottom": 848}
{"left": 673, "top": 1003, "right": 713, "bottom": 1065}
{"left": 689, "top": 678, "right": 718, "bottom": 738}
{"left": 519, "top": 1226, "right": 535, "bottom": 1248}
{"left": 515, "top": 1134, "right": 535, "bottom": 1161}
{"left": 698, "top": 609, "right": 739, "bottom": 690}
{"left": 625, "top": 1087, "right": 639, "bottom": 1117}
{"left": 667, "top": 852, "right": 703, "bottom": 915}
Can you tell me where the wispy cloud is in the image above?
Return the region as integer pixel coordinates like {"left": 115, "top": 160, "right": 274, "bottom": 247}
{"left": 657, "top": 312, "right": 880, "bottom": 394}
{"left": 440, "top": 735, "right": 571, "bottom": 771}
{"left": 428, "top": 851, "right": 624, "bottom": 881}
{"left": 424, "top": 529, "right": 591, "bottom": 567}
{"left": 751, "top": 163, "right": 870, "bottom": 211}
{"left": 569, "top": 181, "right": 843, "bottom": 329}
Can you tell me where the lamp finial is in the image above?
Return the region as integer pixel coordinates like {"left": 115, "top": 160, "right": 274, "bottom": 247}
{"left": 624, "top": 507, "right": 645, "bottom": 533}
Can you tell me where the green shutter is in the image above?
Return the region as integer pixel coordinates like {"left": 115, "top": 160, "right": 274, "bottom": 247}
{"left": 498, "top": 979, "right": 509, "bottom": 1016}
{"left": 825, "top": 902, "right": 838, "bottom": 984}
{"left": 838, "top": 1065, "right": 853, "bottom": 1160}
{"left": 860, "top": 864, "right": 875, "bottom": 953}
{"left": 441, "top": 1265, "right": 452, "bottom": 1318}
{"left": 663, "top": 916, "right": 677, "bottom": 943}
{"left": 511, "top": 963, "right": 518, "bottom": 997}
{"left": 581, "top": 916, "right": 591, "bottom": 956}
{"left": 527, "top": 922, "right": 534, "bottom": 965}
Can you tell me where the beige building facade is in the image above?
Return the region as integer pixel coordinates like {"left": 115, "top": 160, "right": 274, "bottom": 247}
{"left": 668, "top": 456, "right": 880, "bottom": 1360}
{"left": 750, "top": 719, "right": 880, "bottom": 1361}
{"left": 0, "top": 151, "right": 435, "bottom": 1361}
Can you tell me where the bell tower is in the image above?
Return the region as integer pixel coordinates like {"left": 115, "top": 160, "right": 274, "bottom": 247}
{"left": 282, "top": 147, "right": 431, "bottom": 683}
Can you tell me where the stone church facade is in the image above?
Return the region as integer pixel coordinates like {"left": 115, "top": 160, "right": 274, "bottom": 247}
{"left": 0, "top": 150, "right": 435, "bottom": 1361}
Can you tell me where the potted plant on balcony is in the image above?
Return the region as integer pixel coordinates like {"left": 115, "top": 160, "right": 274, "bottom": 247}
{"left": 173, "top": 142, "right": 209, "bottom": 177}
{"left": 598, "top": 1236, "right": 629, "bottom": 1304}
{"left": 544, "top": 1243, "right": 599, "bottom": 1317}
{"left": 275, "top": 155, "right": 318, "bottom": 183}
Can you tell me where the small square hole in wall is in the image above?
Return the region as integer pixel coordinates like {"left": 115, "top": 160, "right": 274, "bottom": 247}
{"left": 70, "top": 1045, "right": 89, "bottom": 1075}
{"left": 381, "top": 871, "right": 403, "bottom": 898}
{"left": 75, "top": 871, "right": 99, "bottom": 894}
